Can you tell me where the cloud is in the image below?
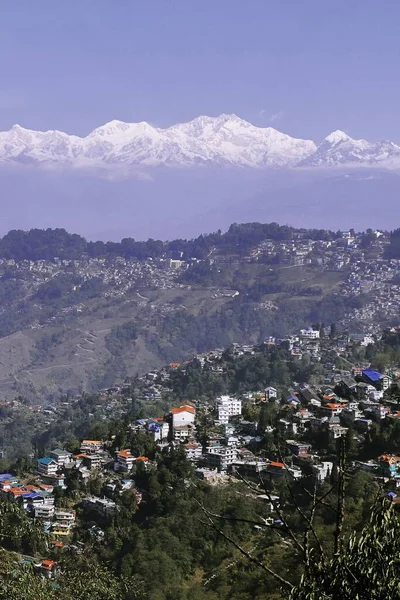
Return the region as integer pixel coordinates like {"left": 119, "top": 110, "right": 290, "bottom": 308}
{"left": 258, "top": 109, "right": 285, "bottom": 124}
{"left": 268, "top": 110, "right": 285, "bottom": 123}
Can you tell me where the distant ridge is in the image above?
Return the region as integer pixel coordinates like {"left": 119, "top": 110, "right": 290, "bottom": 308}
{"left": 1, "top": 115, "right": 400, "bottom": 169}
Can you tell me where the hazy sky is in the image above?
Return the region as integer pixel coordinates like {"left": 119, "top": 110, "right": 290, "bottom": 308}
{"left": 1, "top": 1, "right": 400, "bottom": 142}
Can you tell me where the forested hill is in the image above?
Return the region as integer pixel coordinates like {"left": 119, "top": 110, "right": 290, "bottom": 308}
{"left": 0, "top": 222, "right": 339, "bottom": 261}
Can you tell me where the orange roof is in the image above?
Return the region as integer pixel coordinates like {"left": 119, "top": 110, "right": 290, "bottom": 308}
{"left": 153, "top": 417, "right": 164, "bottom": 421}
{"left": 380, "top": 454, "right": 400, "bottom": 463}
{"left": 170, "top": 362, "right": 181, "bottom": 367}
{"left": 326, "top": 403, "right": 341, "bottom": 409}
{"left": 41, "top": 560, "right": 56, "bottom": 570}
{"left": 136, "top": 456, "right": 149, "bottom": 462}
{"left": 9, "top": 487, "right": 26, "bottom": 495}
{"left": 118, "top": 449, "right": 132, "bottom": 458}
{"left": 81, "top": 440, "right": 102, "bottom": 444}
{"left": 269, "top": 461, "right": 285, "bottom": 468}
{"left": 51, "top": 541, "right": 64, "bottom": 548}
{"left": 170, "top": 406, "right": 195, "bottom": 414}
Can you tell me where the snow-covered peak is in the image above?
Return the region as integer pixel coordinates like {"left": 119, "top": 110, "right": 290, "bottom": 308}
{"left": 0, "top": 115, "right": 398, "bottom": 170}
{"left": 324, "top": 130, "right": 351, "bottom": 145}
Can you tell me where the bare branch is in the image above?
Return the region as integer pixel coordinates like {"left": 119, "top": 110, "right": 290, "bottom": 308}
{"left": 198, "top": 501, "right": 291, "bottom": 533}
{"left": 198, "top": 516, "right": 294, "bottom": 591}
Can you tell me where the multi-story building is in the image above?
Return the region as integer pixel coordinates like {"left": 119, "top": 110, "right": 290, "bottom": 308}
{"left": 215, "top": 396, "right": 242, "bottom": 424}
{"left": 170, "top": 405, "right": 196, "bottom": 439}
{"left": 206, "top": 445, "right": 237, "bottom": 471}
{"left": 80, "top": 440, "right": 103, "bottom": 454}
{"left": 83, "top": 497, "right": 117, "bottom": 517}
{"left": 286, "top": 440, "right": 312, "bottom": 456}
{"left": 183, "top": 442, "right": 203, "bottom": 461}
{"left": 170, "top": 405, "right": 196, "bottom": 428}
{"left": 173, "top": 425, "right": 193, "bottom": 441}
{"left": 116, "top": 449, "right": 135, "bottom": 472}
{"left": 49, "top": 449, "right": 72, "bottom": 467}
{"left": 34, "top": 504, "right": 55, "bottom": 519}
{"left": 37, "top": 458, "right": 58, "bottom": 477}
{"left": 300, "top": 328, "right": 320, "bottom": 339}
{"left": 83, "top": 454, "right": 103, "bottom": 470}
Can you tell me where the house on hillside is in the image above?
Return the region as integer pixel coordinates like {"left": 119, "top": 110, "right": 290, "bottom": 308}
{"left": 215, "top": 396, "right": 242, "bottom": 424}
{"left": 116, "top": 449, "right": 135, "bottom": 472}
{"left": 362, "top": 369, "right": 392, "bottom": 391}
{"left": 37, "top": 458, "right": 58, "bottom": 477}
{"left": 265, "top": 386, "right": 278, "bottom": 400}
{"left": 170, "top": 405, "right": 196, "bottom": 439}
{"left": 80, "top": 440, "right": 103, "bottom": 453}
{"left": 49, "top": 449, "right": 72, "bottom": 467}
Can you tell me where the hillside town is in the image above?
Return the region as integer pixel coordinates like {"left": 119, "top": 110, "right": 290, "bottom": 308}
{"left": 1, "top": 227, "right": 400, "bottom": 332}
{"left": 3, "top": 318, "right": 400, "bottom": 578}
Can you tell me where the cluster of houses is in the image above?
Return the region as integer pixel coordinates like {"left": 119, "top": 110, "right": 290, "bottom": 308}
{"left": 0, "top": 472, "right": 76, "bottom": 536}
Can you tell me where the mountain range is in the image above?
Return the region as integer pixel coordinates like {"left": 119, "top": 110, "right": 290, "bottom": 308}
{"left": 2, "top": 114, "right": 400, "bottom": 170}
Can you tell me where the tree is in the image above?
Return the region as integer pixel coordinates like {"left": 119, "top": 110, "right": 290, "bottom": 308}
{"left": 289, "top": 499, "right": 400, "bottom": 599}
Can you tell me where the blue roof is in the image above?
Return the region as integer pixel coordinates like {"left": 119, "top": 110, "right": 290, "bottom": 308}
{"left": 362, "top": 369, "right": 383, "bottom": 382}
{"left": 0, "top": 473, "right": 14, "bottom": 481}
{"left": 38, "top": 457, "right": 55, "bottom": 465}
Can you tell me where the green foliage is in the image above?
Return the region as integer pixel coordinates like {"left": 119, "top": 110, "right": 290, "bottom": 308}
{"left": 289, "top": 500, "right": 400, "bottom": 600}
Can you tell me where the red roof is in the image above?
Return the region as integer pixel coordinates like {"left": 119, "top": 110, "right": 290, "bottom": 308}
{"left": 118, "top": 449, "right": 132, "bottom": 458}
{"left": 170, "top": 406, "right": 195, "bottom": 414}
{"left": 269, "top": 461, "right": 285, "bottom": 469}
{"left": 41, "top": 560, "right": 57, "bottom": 570}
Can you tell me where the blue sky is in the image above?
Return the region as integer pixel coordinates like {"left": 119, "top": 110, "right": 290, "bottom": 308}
{"left": 1, "top": 1, "right": 400, "bottom": 142}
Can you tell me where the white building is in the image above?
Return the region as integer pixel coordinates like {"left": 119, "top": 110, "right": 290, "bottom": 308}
{"left": 216, "top": 396, "right": 242, "bottom": 424}
{"left": 300, "top": 328, "right": 320, "bottom": 339}
{"left": 83, "top": 497, "right": 117, "bottom": 517}
{"left": 183, "top": 443, "right": 203, "bottom": 461}
{"left": 34, "top": 504, "right": 55, "bottom": 519}
{"left": 116, "top": 449, "right": 135, "bottom": 472}
{"left": 148, "top": 420, "right": 170, "bottom": 441}
{"left": 312, "top": 461, "right": 333, "bottom": 482}
{"left": 170, "top": 405, "right": 196, "bottom": 428}
{"left": 207, "top": 445, "right": 238, "bottom": 471}
{"left": 170, "top": 405, "right": 196, "bottom": 439}
{"left": 54, "top": 509, "right": 76, "bottom": 522}
{"left": 37, "top": 458, "right": 58, "bottom": 476}
{"left": 49, "top": 449, "right": 72, "bottom": 467}
{"left": 173, "top": 425, "right": 193, "bottom": 441}
{"left": 265, "top": 386, "right": 278, "bottom": 400}
{"left": 80, "top": 440, "right": 103, "bottom": 454}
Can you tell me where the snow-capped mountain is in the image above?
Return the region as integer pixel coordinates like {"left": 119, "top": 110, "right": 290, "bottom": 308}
{"left": 0, "top": 115, "right": 399, "bottom": 169}
{"left": 299, "top": 130, "right": 400, "bottom": 167}
{"left": 0, "top": 115, "right": 316, "bottom": 168}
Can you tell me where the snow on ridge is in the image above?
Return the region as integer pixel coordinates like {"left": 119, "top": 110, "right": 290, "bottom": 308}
{"left": 0, "top": 115, "right": 398, "bottom": 169}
